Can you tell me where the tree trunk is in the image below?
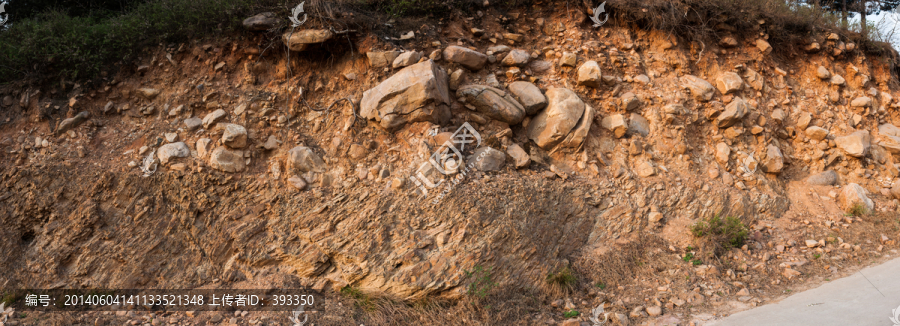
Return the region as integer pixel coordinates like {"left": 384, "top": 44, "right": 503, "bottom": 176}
{"left": 842, "top": 0, "right": 848, "bottom": 28}
{"left": 860, "top": 0, "right": 867, "bottom": 37}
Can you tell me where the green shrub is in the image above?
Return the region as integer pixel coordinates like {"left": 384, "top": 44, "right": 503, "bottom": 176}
{"left": 546, "top": 266, "right": 577, "bottom": 289}
{"left": 847, "top": 203, "right": 868, "bottom": 216}
{"left": 563, "top": 310, "right": 579, "bottom": 318}
{"left": 691, "top": 215, "right": 748, "bottom": 253}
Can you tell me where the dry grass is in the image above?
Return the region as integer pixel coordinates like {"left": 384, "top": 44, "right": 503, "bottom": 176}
{"left": 573, "top": 235, "right": 664, "bottom": 291}
{"left": 603, "top": 0, "right": 874, "bottom": 56}
{"left": 341, "top": 284, "right": 546, "bottom": 326}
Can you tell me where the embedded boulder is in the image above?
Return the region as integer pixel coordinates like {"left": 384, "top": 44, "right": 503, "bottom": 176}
{"left": 443, "top": 46, "right": 488, "bottom": 70}
{"left": 456, "top": 85, "right": 526, "bottom": 125}
{"left": 838, "top": 183, "right": 874, "bottom": 214}
{"left": 681, "top": 75, "right": 715, "bottom": 102}
{"left": 361, "top": 60, "right": 451, "bottom": 130}
{"left": 576, "top": 61, "right": 602, "bottom": 88}
{"left": 209, "top": 147, "right": 245, "bottom": 173}
{"left": 283, "top": 29, "right": 334, "bottom": 51}
{"left": 286, "top": 146, "right": 327, "bottom": 173}
{"left": 527, "top": 88, "right": 592, "bottom": 150}
{"left": 507, "top": 81, "right": 547, "bottom": 115}
{"left": 157, "top": 142, "right": 190, "bottom": 165}
{"left": 759, "top": 145, "right": 784, "bottom": 173}
{"left": 243, "top": 12, "right": 279, "bottom": 31}
{"left": 835, "top": 130, "right": 871, "bottom": 158}
{"left": 716, "top": 97, "right": 749, "bottom": 128}
{"left": 806, "top": 170, "right": 838, "bottom": 185}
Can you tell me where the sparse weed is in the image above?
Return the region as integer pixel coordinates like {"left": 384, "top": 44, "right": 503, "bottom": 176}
{"left": 340, "top": 286, "right": 375, "bottom": 311}
{"left": 464, "top": 265, "right": 497, "bottom": 298}
{"left": 563, "top": 310, "right": 580, "bottom": 318}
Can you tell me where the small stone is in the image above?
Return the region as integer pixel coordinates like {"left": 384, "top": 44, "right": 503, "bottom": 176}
{"left": 716, "top": 142, "right": 731, "bottom": 164}
{"left": 560, "top": 52, "right": 577, "bottom": 67}
{"left": 165, "top": 133, "right": 178, "bottom": 143}
{"left": 636, "top": 161, "right": 656, "bottom": 177}
{"left": 716, "top": 72, "right": 744, "bottom": 94}
{"left": 196, "top": 138, "right": 212, "bottom": 159}
{"left": 648, "top": 212, "right": 663, "bottom": 223}
{"left": 620, "top": 92, "right": 641, "bottom": 111}
{"left": 646, "top": 306, "right": 662, "bottom": 317}
{"left": 262, "top": 135, "right": 279, "bottom": 150}
{"left": 506, "top": 143, "right": 530, "bottom": 168}
{"left": 601, "top": 114, "right": 628, "bottom": 138}
{"left": 208, "top": 147, "right": 245, "bottom": 173}
{"left": 469, "top": 147, "right": 506, "bottom": 172}
{"left": 392, "top": 51, "right": 422, "bottom": 68}
{"left": 501, "top": 49, "right": 530, "bottom": 66}
{"left": 838, "top": 183, "right": 874, "bottom": 214}
{"left": 756, "top": 39, "right": 772, "bottom": 53}
{"left": 157, "top": 142, "right": 190, "bottom": 165}
{"left": 681, "top": 75, "right": 715, "bottom": 102}
{"left": 805, "top": 126, "right": 829, "bottom": 141}
{"left": 287, "top": 176, "right": 308, "bottom": 190}
{"left": 202, "top": 109, "right": 227, "bottom": 129}
{"left": 576, "top": 60, "right": 602, "bottom": 88}
{"left": 830, "top": 75, "right": 846, "bottom": 86}
{"left": 835, "top": 130, "right": 871, "bottom": 157}
{"left": 507, "top": 81, "right": 547, "bottom": 115}
{"left": 850, "top": 96, "right": 873, "bottom": 108}
{"left": 443, "top": 46, "right": 488, "bottom": 70}
{"left": 817, "top": 66, "right": 831, "bottom": 79}
{"left": 137, "top": 88, "right": 161, "bottom": 100}
{"left": 806, "top": 170, "right": 838, "bottom": 185}
{"left": 221, "top": 124, "right": 248, "bottom": 149}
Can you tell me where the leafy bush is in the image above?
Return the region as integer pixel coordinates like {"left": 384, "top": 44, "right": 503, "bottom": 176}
{"left": 691, "top": 215, "right": 748, "bottom": 254}
{"left": 0, "top": 0, "right": 254, "bottom": 82}
{"left": 847, "top": 203, "right": 869, "bottom": 216}
{"left": 546, "top": 266, "right": 577, "bottom": 289}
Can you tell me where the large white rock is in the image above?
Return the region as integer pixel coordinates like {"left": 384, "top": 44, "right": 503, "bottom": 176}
{"left": 527, "top": 88, "right": 592, "bottom": 150}
{"left": 838, "top": 183, "right": 874, "bottom": 214}
{"left": 360, "top": 60, "right": 451, "bottom": 130}
{"left": 157, "top": 142, "right": 190, "bottom": 165}
{"left": 208, "top": 147, "right": 245, "bottom": 173}
{"left": 681, "top": 75, "right": 715, "bottom": 102}
{"left": 835, "top": 130, "right": 871, "bottom": 158}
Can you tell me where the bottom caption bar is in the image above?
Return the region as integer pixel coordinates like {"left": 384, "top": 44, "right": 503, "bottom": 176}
{"left": 1, "top": 289, "right": 323, "bottom": 312}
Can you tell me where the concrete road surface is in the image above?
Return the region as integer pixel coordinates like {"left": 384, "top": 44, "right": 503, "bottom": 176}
{"left": 709, "top": 257, "right": 900, "bottom": 326}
